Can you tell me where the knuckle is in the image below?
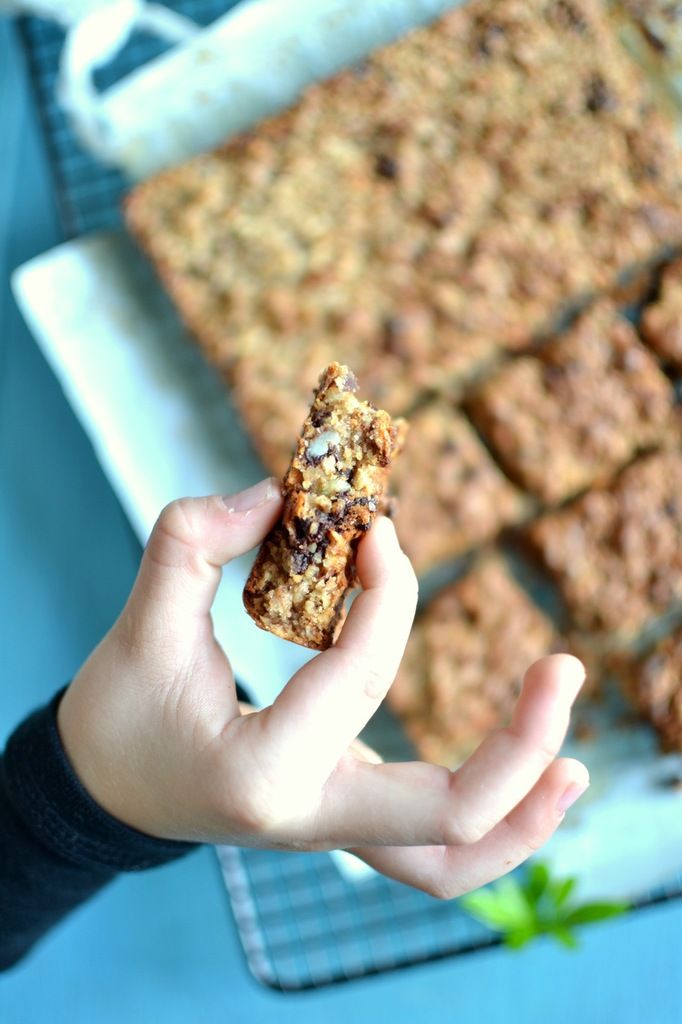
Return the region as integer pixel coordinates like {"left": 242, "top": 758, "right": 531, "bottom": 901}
{"left": 441, "top": 815, "right": 487, "bottom": 847}
{"left": 529, "top": 737, "right": 558, "bottom": 766}
{"left": 423, "top": 877, "right": 458, "bottom": 901}
{"left": 227, "top": 786, "right": 279, "bottom": 835}
{"left": 362, "top": 664, "right": 392, "bottom": 702}
{"left": 332, "top": 649, "right": 392, "bottom": 703}
{"left": 146, "top": 499, "right": 209, "bottom": 578}
{"left": 505, "top": 726, "right": 557, "bottom": 767}
{"left": 441, "top": 773, "right": 495, "bottom": 846}
{"left": 156, "top": 498, "right": 198, "bottom": 546}
{"left": 519, "top": 826, "right": 547, "bottom": 856}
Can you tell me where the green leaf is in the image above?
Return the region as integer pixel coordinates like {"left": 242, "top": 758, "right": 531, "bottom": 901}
{"left": 461, "top": 877, "right": 534, "bottom": 930}
{"left": 549, "top": 925, "right": 581, "bottom": 950}
{"left": 563, "top": 902, "right": 630, "bottom": 926}
{"left": 551, "top": 876, "right": 577, "bottom": 910}
{"left": 460, "top": 891, "right": 525, "bottom": 930}
{"left": 503, "top": 926, "right": 537, "bottom": 950}
{"left": 524, "top": 862, "right": 551, "bottom": 903}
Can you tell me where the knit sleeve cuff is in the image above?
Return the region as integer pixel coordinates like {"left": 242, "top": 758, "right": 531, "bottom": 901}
{"left": 2, "top": 689, "right": 196, "bottom": 872}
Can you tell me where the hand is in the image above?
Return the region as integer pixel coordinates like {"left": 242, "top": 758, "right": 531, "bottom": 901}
{"left": 58, "top": 477, "right": 588, "bottom": 898}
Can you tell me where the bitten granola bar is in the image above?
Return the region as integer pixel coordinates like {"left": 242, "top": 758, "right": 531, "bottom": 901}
{"left": 468, "top": 302, "right": 675, "bottom": 505}
{"left": 243, "top": 364, "right": 406, "bottom": 650}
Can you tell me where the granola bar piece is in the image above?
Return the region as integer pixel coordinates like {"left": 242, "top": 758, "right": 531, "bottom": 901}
{"left": 468, "top": 302, "right": 675, "bottom": 505}
{"left": 389, "top": 556, "right": 555, "bottom": 766}
{"left": 621, "top": 630, "right": 682, "bottom": 751}
{"left": 641, "top": 257, "right": 682, "bottom": 368}
{"left": 527, "top": 450, "right": 682, "bottom": 640}
{"left": 243, "top": 363, "right": 406, "bottom": 650}
{"left": 389, "top": 401, "right": 529, "bottom": 574}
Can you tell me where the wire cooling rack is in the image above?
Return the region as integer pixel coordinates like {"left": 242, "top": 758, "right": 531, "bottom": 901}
{"left": 18, "top": 0, "right": 682, "bottom": 992}
{"left": 20, "top": 1, "right": 243, "bottom": 238}
{"left": 217, "top": 847, "right": 497, "bottom": 990}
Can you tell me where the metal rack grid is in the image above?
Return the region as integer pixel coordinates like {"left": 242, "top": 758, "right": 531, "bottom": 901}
{"left": 20, "top": 1, "right": 243, "bottom": 238}
{"left": 217, "top": 847, "right": 498, "bottom": 990}
{"left": 18, "top": 0, "right": 682, "bottom": 992}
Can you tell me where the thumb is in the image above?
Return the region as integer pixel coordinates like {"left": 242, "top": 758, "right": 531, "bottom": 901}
{"left": 124, "top": 478, "right": 282, "bottom": 636}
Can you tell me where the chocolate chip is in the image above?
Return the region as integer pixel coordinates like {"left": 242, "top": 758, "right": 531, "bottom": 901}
{"left": 291, "top": 548, "right": 311, "bottom": 574}
{"left": 543, "top": 364, "right": 566, "bottom": 389}
{"left": 352, "top": 59, "right": 372, "bottom": 76}
{"left": 476, "top": 24, "right": 506, "bottom": 57}
{"left": 658, "top": 772, "right": 682, "bottom": 791}
{"left": 375, "top": 154, "right": 398, "bottom": 180}
{"left": 383, "top": 316, "right": 403, "bottom": 355}
{"left": 293, "top": 515, "right": 309, "bottom": 540}
{"left": 419, "top": 201, "right": 454, "bottom": 228}
{"left": 310, "top": 407, "right": 327, "bottom": 429}
{"left": 552, "top": 0, "right": 588, "bottom": 33}
{"left": 585, "top": 74, "right": 618, "bottom": 114}
{"left": 641, "top": 24, "right": 668, "bottom": 55}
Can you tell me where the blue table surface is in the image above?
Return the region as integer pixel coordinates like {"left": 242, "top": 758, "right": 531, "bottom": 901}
{"left": 1, "top": 16, "right": 680, "bottom": 1024}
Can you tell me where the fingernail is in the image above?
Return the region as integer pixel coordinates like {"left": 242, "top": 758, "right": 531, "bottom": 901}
{"left": 222, "top": 478, "right": 281, "bottom": 513}
{"left": 557, "top": 780, "right": 589, "bottom": 815}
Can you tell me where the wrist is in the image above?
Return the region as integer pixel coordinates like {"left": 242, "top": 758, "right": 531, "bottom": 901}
{"left": 6, "top": 688, "right": 196, "bottom": 872}
{"left": 56, "top": 680, "right": 141, "bottom": 832}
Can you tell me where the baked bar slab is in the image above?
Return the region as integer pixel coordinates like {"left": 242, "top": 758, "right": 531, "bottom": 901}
{"left": 621, "top": 630, "right": 682, "bottom": 751}
{"left": 388, "top": 555, "right": 555, "bottom": 766}
{"left": 389, "top": 401, "right": 529, "bottom": 574}
{"left": 468, "top": 302, "right": 675, "bottom": 505}
{"left": 125, "top": 0, "right": 682, "bottom": 440}
{"left": 528, "top": 450, "right": 682, "bottom": 639}
{"left": 243, "top": 363, "right": 406, "bottom": 650}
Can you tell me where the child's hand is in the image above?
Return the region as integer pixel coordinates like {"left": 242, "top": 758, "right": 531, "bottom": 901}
{"left": 57, "top": 478, "right": 588, "bottom": 898}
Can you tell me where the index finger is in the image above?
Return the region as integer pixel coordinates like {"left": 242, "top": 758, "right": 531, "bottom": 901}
{"left": 262, "top": 517, "right": 418, "bottom": 788}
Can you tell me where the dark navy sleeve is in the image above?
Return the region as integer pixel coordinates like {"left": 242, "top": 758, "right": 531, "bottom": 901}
{"left": 0, "top": 688, "right": 199, "bottom": 971}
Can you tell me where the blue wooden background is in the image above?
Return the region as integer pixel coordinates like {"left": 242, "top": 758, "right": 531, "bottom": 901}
{"left": 0, "top": 16, "right": 679, "bottom": 1023}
